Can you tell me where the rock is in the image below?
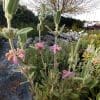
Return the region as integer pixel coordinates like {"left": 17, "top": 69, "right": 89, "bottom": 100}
{"left": 41, "top": 31, "right": 83, "bottom": 45}
{"left": 42, "top": 34, "right": 55, "bottom": 46}
{"left": 23, "top": 31, "right": 85, "bottom": 47}
{"left": 25, "top": 37, "right": 34, "bottom": 48}
{"left": 0, "top": 62, "right": 32, "bottom": 100}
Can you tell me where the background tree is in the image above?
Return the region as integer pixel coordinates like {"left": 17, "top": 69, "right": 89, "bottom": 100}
{"left": 28, "top": 0, "right": 96, "bottom": 14}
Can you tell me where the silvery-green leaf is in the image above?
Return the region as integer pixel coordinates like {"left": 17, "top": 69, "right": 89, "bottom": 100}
{"left": 54, "top": 10, "right": 61, "bottom": 25}
{"left": 17, "top": 27, "right": 33, "bottom": 35}
{"left": 7, "top": 0, "right": 19, "bottom": 15}
{"left": 59, "top": 25, "right": 65, "bottom": 34}
{"left": 96, "top": 93, "right": 100, "bottom": 100}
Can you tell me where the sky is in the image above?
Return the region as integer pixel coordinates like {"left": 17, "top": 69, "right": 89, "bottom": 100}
{"left": 20, "top": 0, "right": 100, "bottom": 21}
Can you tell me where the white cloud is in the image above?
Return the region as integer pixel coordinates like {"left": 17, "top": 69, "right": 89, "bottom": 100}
{"left": 74, "top": 9, "right": 100, "bottom": 21}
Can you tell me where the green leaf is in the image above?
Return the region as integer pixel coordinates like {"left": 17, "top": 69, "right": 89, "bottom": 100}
{"left": 45, "top": 25, "right": 54, "bottom": 33}
{"left": 0, "top": 32, "right": 9, "bottom": 39}
{"left": 29, "top": 72, "right": 35, "bottom": 79}
{"left": 37, "top": 24, "right": 43, "bottom": 32}
{"left": 96, "top": 93, "right": 100, "bottom": 100}
{"left": 18, "top": 34, "right": 27, "bottom": 43}
{"left": 53, "top": 92, "right": 59, "bottom": 97}
{"left": 70, "top": 93, "right": 80, "bottom": 100}
{"left": 18, "top": 34, "right": 27, "bottom": 49}
{"left": 54, "top": 10, "right": 61, "bottom": 25}
{"left": 73, "top": 77, "right": 83, "bottom": 82}
{"left": 3, "top": 0, "right": 9, "bottom": 13}
{"left": 17, "top": 27, "right": 33, "bottom": 35}
{"left": 85, "top": 79, "right": 99, "bottom": 89}
{"left": 40, "top": 70, "right": 46, "bottom": 79}
{"left": 7, "top": 0, "right": 19, "bottom": 15}
{"left": 59, "top": 25, "right": 65, "bottom": 34}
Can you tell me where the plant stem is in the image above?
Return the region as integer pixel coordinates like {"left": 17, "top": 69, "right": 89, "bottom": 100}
{"left": 55, "top": 24, "right": 59, "bottom": 33}
{"left": 40, "top": 51, "right": 47, "bottom": 74}
{"left": 7, "top": 18, "right": 11, "bottom": 29}
{"left": 7, "top": 17, "right": 14, "bottom": 51}
{"left": 54, "top": 35, "right": 58, "bottom": 68}
{"left": 9, "top": 39, "right": 14, "bottom": 50}
{"left": 39, "top": 30, "right": 41, "bottom": 42}
{"left": 21, "top": 66, "right": 35, "bottom": 100}
{"left": 54, "top": 24, "right": 58, "bottom": 68}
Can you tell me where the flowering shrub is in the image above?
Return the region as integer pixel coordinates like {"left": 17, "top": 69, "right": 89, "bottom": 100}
{"left": 0, "top": 0, "right": 100, "bottom": 100}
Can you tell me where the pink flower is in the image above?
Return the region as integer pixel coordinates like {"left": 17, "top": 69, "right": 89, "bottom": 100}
{"left": 16, "top": 48, "right": 25, "bottom": 60}
{"left": 50, "top": 44, "right": 62, "bottom": 54}
{"left": 5, "top": 50, "right": 19, "bottom": 64}
{"left": 62, "top": 70, "right": 75, "bottom": 79}
{"left": 5, "top": 48, "right": 25, "bottom": 64}
{"left": 35, "top": 42, "right": 44, "bottom": 50}
{"left": 12, "top": 55, "right": 19, "bottom": 64}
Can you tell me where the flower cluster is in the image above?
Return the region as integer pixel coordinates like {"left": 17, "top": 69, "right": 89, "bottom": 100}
{"left": 35, "top": 42, "right": 45, "bottom": 50}
{"left": 62, "top": 70, "right": 75, "bottom": 79}
{"left": 50, "top": 44, "right": 62, "bottom": 54}
{"left": 5, "top": 48, "right": 25, "bottom": 64}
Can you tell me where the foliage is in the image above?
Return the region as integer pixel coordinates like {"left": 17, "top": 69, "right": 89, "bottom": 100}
{"left": 81, "top": 31, "right": 100, "bottom": 48}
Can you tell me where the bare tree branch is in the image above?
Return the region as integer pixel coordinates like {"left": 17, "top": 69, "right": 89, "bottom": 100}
{"left": 25, "top": 0, "right": 98, "bottom": 14}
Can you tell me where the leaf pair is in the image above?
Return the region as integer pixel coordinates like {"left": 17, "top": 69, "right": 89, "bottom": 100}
{"left": 17, "top": 27, "right": 33, "bottom": 49}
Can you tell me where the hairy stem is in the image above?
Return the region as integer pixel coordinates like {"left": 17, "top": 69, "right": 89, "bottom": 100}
{"left": 7, "top": 18, "right": 11, "bottom": 29}
{"left": 39, "top": 30, "right": 41, "bottom": 42}
{"left": 9, "top": 39, "right": 14, "bottom": 50}
{"left": 54, "top": 36, "right": 57, "bottom": 68}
